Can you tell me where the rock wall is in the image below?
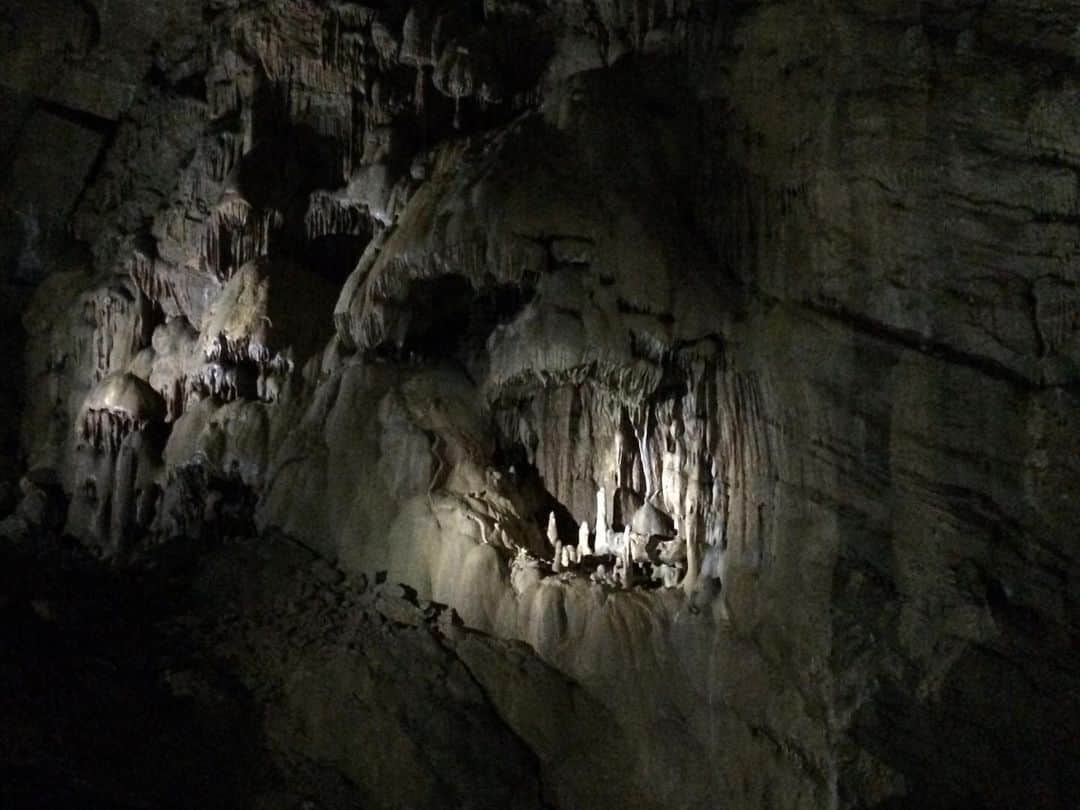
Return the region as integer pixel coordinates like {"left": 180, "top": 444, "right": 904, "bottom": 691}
{"left": 4, "top": 1, "right": 1079, "bottom": 808}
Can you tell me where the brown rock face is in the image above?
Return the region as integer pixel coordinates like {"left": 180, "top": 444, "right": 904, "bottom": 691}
{"left": 2, "top": 1, "right": 1079, "bottom": 808}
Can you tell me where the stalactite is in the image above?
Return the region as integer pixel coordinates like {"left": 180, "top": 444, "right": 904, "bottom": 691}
{"left": 89, "top": 286, "right": 150, "bottom": 383}
{"left": 161, "top": 377, "right": 186, "bottom": 422}
{"left": 304, "top": 192, "right": 367, "bottom": 240}
{"left": 491, "top": 343, "right": 770, "bottom": 591}
{"left": 128, "top": 251, "right": 179, "bottom": 309}
{"left": 202, "top": 198, "right": 281, "bottom": 279}
{"left": 189, "top": 362, "right": 240, "bottom": 402}
{"left": 629, "top": 403, "right": 654, "bottom": 499}
{"left": 414, "top": 65, "right": 426, "bottom": 114}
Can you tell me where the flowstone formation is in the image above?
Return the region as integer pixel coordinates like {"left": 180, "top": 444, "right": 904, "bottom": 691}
{"left": 5, "top": 0, "right": 1080, "bottom": 808}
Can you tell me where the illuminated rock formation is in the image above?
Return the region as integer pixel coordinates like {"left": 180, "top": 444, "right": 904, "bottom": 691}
{"left": 3, "top": 0, "right": 1079, "bottom": 808}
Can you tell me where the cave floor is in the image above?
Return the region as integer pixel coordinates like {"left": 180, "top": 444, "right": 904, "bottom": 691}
{"left": 0, "top": 532, "right": 421, "bottom": 810}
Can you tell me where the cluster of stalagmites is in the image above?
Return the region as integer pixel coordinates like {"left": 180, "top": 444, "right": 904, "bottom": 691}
{"left": 537, "top": 494, "right": 682, "bottom": 591}
{"left": 537, "top": 488, "right": 685, "bottom": 590}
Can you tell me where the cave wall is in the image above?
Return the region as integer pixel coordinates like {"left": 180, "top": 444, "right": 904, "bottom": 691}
{"left": 3, "top": 1, "right": 1078, "bottom": 808}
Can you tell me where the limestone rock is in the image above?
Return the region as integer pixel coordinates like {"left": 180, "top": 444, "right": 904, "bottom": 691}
{"left": 3, "top": 0, "right": 1079, "bottom": 807}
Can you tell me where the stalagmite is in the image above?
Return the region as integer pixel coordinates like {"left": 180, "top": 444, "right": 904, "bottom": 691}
{"left": 594, "top": 487, "right": 609, "bottom": 555}
{"left": 553, "top": 540, "right": 563, "bottom": 573}
{"left": 492, "top": 521, "right": 509, "bottom": 549}
{"left": 613, "top": 554, "right": 627, "bottom": 588}
{"left": 609, "top": 523, "right": 626, "bottom": 559}
{"left": 683, "top": 532, "right": 699, "bottom": 594}
{"left": 547, "top": 510, "right": 558, "bottom": 547}
{"left": 578, "top": 520, "right": 591, "bottom": 558}
{"left": 653, "top": 562, "right": 681, "bottom": 588}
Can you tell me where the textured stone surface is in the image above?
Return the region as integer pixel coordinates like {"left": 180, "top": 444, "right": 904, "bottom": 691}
{"left": 2, "top": 0, "right": 1079, "bottom": 808}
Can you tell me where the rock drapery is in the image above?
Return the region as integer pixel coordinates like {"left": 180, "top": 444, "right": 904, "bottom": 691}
{"left": 2, "top": 0, "right": 1079, "bottom": 808}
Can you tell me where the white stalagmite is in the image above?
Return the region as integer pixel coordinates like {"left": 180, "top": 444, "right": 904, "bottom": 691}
{"left": 553, "top": 540, "right": 563, "bottom": 573}
{"left": 578, "top": 520, "right": 591, "bottom": 558}
{"left": 683, "top": 532, "right": 699, "bottom": 594}
{"left": 609, "top": 523, "right": 625, "bottom": 558}
{"left": 614, "top": 554, "right": 627, "bottom": 588}
{"left": 594, "top": 487, "right": 608, "bottom": 555}
{"left": 660, "top": 563, "right": 681, "bottom": 588}
{"left": 547, "top": 510, "right": 558, "bottom": 547}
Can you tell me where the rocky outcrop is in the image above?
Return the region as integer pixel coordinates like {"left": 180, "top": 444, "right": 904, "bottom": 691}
{"left": 3, "top": 0, "right": 1079, "bottom": 808}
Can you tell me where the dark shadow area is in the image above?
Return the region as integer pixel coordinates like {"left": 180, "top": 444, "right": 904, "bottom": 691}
{"left": 0, "top": 538, "right": 269, "bottom": 810}
{"left": 391, "top": 274, "right": 535, "bottom": 364}
{"left": 299, "top": 232, "right": 370, "bottom": 286}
